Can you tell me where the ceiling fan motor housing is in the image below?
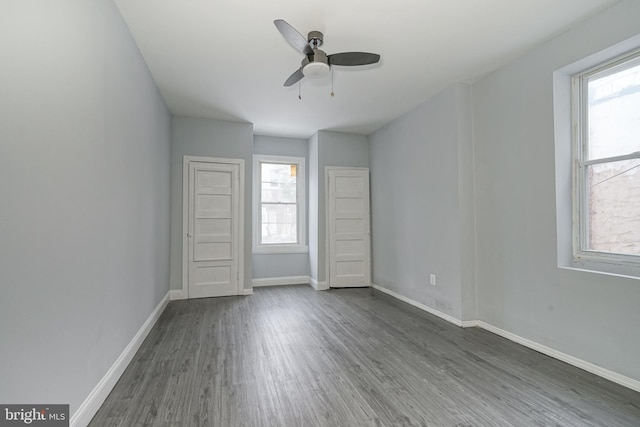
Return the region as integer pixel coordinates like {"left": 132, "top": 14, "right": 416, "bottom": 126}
{"left": 302, "top": 49, "right": 330, "bottom": 78}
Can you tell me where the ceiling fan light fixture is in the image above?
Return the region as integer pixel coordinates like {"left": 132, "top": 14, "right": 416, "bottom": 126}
{"left": 302, "top": 61, "right": 330, "bottom": 78}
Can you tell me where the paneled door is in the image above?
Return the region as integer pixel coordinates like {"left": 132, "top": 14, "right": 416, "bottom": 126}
{"left": 186, "top": 158, "right": 243, "bottom": 298}
{"left": 327, "top": 167, "right": 371, "bottom": 288}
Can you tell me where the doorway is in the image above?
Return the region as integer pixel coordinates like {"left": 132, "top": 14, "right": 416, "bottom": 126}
{"left": 183, "top": 156, "right": 244, "bottom": 298}
{"left": 326, "top": 167, "right": 371, "bottom": 288}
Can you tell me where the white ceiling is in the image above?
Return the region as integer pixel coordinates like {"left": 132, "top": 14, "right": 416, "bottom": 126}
{"left": 114, "top": 0, "right": 617, "bottom": 138}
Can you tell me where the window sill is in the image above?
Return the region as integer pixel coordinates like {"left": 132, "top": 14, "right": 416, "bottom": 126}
{"left": 253, "top": 245, "right": 309, "bottom": 255}
{"left": 563, "top": 255, "right": 640, "bottom": 280}
{"left": 560, "top": 265, "right": 640, "bottom": 281}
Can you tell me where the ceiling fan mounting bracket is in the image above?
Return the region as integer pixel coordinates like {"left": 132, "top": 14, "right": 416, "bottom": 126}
{"left": 307, "top": 31, "right": 324, "bottom": 48}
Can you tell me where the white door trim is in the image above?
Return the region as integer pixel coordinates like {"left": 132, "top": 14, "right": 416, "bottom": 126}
{"left": 182, "top": 155, "right": 245, "bottom": 298}
{"left": 325, "top": 166, "right": 370, "bottom": 288}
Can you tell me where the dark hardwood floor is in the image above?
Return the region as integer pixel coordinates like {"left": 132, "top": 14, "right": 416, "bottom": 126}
{"left": 90, "top": 285, "right": 640, "bottom": 426}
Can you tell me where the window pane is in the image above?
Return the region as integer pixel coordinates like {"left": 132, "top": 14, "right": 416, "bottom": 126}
{"left": 261, "top": 163, "right": 297, "bottom": 203}
{"left": 261, "top": 203, "right": 297, "bottom": 244}
{"left": 261, "top": 163, "right": 296, "bottom": 185}
{"left": 587, "top": 62, "right": 640, "bottom": 160}
{"left": 586, "top": 158, "right": 640, "bottom": 255}
{"left": 261, "top": 182, "right": 296, "bottom": 203}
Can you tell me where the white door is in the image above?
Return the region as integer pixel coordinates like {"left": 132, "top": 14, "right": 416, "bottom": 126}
{"left": 187, "top": 160, "right": 242, "bottom": 298}
{"left": 327, "top": 168, "right": 371, "bottom": 287}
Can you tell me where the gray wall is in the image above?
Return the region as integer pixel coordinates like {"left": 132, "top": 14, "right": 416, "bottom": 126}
{"left": 309, "top": 130, "right": 369, "bottom": 284}
{"left": 455, "top": 85, "right": 477, "bottom": 322}
{"left": 368, "top": 0, "right": 640, "bottom": 382}
{"left": 170, "top": 117, "right": 253, "bottom": 291}
{"left": 473, "top": 0, "right": 640, "bottom": 381}
{"left": 308, "top": 133, "right": 320, "bottom": 281}
{"left": 252, "top": 135, "right": 309, "bottom": 279}
{"left": 368, "top": 84, "right": 475, "bottom": 321}
{"left": 0, "top": 0, "right": 171, "bottom": 414}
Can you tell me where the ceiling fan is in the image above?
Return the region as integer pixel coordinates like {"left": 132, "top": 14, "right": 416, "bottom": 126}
{"left": 274, "top": 19, "right": 381, "bottom": 87}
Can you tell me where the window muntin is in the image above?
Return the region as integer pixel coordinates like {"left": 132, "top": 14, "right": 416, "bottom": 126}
{"left": 576, "top": 52, "right": 640, "bottom": 260}
{"left": 253, "top": 155, "right": 306, "bottom": 253}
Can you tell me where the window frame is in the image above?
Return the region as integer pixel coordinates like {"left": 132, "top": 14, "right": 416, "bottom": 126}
{"left": 252, "top": 154, "right": 307, "bottom": 254}
{"left": 572, "top": 49, "right": 640, "bottom": 267}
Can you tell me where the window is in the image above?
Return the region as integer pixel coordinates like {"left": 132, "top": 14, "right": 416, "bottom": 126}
{"left": 573, "top": 51, "right": 640, "bottom": 264}
{"left": 253, "top": 155, "right": 307, "bottom": 253}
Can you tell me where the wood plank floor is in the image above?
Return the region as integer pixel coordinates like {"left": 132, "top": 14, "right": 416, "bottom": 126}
{"left": 90, "top": 285, "right": 640, "bottom": 426}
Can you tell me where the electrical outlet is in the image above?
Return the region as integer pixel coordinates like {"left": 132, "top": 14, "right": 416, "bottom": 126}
{"left": 430, "top": 274, "right": 437, "bottom": 286}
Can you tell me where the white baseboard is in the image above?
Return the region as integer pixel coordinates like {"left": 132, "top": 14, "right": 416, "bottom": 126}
{"left": 309, "top": 277, "right": 329, "bottom": 290}
{"left": 371, "top": 283, "right": 640, "bottom": 394}
{"left": 460, "top": 320, "right": 479, "bottom": 328}
{"left": 252, "top": 275, "right": 310, "bottom": 287}
{"left": 70, "top": 292, "right": 170, "bottom": 427}
{"left": 475, "top": 321, "right": 640, "bottom": 393}
{"left": 372, "top": 283, "right": 463, "bottom": 327}
{"left": 169, "top": 289, "right": 187, "bottom": 300}
{"left": 241, "top": 288, "right": 253, "bottom": 295}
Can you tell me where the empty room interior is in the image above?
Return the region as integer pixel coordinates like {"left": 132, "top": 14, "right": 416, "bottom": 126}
{"left": 2, "top": 0, "right": 640, "bottom": 426}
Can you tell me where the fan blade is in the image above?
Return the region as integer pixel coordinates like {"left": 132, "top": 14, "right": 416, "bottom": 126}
{"left": 284, "top": 68, "right": 304, "bottom": 87}
{"left": 274, "top": 19, "right": 312, "bottom": 56}
{"left": 328, "top": 52, "right": 380, "bottom": 66}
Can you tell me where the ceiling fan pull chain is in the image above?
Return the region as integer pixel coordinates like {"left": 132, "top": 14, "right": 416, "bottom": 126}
{"left": 298, "top": 81, "right": 302, "bottom": 100}
{"left": 331, "top": 67, "right": 335, "bottom": 97}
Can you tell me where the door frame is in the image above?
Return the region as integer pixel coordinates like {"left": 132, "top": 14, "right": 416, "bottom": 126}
{"left": 325, "top": 166, "right": 371, "bottom": 288}
{"left": 182, "top": 155, "right": 245, "bottom": 299}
